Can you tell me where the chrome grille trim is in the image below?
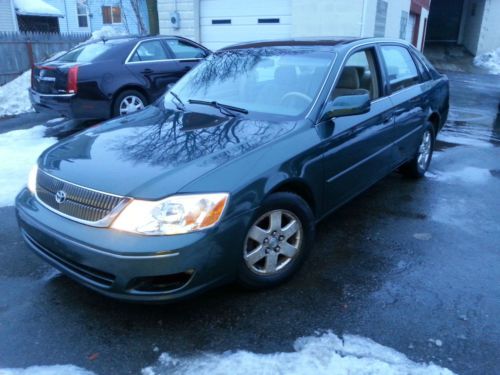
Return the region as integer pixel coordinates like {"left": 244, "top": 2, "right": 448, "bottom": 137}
{"left": 35, "top": 169, "right": 130, "bottom": 227}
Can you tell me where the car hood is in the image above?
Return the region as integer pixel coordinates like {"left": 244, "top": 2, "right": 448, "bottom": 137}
{"left": 39, "top": 105, "right": 298, "bottom": 199}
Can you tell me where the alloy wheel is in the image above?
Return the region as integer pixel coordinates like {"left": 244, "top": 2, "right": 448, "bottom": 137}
{"left": 119, "top": 95, "right": 145, "bottom": 115}
{"left": 244, "top": 209, "right": 303, "bottom": 275}
{"left": 417, "top": 130, "right": 432, "bottom": 170}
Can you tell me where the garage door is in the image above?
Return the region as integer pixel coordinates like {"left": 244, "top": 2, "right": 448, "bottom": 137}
{"left": 200, "top": 0, "right": 292, "bottom": 51}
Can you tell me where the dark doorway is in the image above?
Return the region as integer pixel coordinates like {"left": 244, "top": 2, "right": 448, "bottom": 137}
{"left": 426, "top": 0, "right": 465, "bottom": 43}
{"left": 17, "top": 15, "right": 60, "bottom": 33}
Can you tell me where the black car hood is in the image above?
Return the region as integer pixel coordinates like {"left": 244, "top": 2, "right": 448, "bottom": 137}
{"left": 39, "top": 105, "right": 297, "bottom": 199}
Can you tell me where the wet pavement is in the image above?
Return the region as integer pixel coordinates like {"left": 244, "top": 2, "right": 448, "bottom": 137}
{"left": 0, "top": 71, "right": 499, "bottom": 374}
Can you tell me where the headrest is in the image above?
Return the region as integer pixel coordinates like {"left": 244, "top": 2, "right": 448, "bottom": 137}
{"left": 275, "top": 65, "right": 297, "bottom": 84}
{"left": 337, "top": 66, "right": 360, "bottom": 89}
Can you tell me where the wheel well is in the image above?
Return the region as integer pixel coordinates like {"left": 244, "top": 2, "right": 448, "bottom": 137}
{"left": 270, "top": 180, "right": 316, "bottom": 216}
{"left": 428, "top": 112, "right": 441, "bottom": 136}
{"left": 111, "top": 85, "right": 150, "bottom": 116}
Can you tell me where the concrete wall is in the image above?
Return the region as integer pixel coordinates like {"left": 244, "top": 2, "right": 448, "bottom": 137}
{"left": 460, "top": 0, "right": 486, "bottom": 55}
{"left": 475, "top": 0, "right": 500, "bottom": 55}
{"left": 290, "top": 0, "right": 364, "bottom": 37}
{"left": 0, "top": 0, "right": 18, "bottom": 32}
{"left": 158, "top": 0, "right": 198, "bottom": 40}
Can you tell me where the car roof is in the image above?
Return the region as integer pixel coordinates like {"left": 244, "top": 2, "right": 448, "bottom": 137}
{"left": 221, "top": 37, "right": 413, "bottom": 51}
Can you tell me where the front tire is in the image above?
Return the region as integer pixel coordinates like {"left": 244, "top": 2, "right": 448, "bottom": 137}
{"left": 238, "top": 192, "right": 315, "bottom": 289}
{"left": 400, "top": 122, "right": 435, "bottom": 178}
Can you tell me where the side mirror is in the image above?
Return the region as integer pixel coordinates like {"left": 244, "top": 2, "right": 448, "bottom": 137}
{"left": 320, "top": 92, "right": 371, "bottom": 122}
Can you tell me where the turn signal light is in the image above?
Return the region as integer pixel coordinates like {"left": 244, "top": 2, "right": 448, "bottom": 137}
{"left": 67, "top": 66, "right": 79, "bottom": 94}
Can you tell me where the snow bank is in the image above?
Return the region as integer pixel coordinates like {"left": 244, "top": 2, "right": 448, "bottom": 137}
{"left": 90, "top": 26, "right": 126, "bottom": 40}
{"left": 0, "top": 71, "right": 33, "bottom": 118}
{"left": 14, "top": 0, "right": 63, "bottom": 17}
{"left": 142, "top": 332, "right": 455, "bottom": 375}
{"left": 474, "top": 48, "right": 500, "bottom": 75}
{"left": 0, "top": 365, "right": 94, "bottom": 375}
{"left": 0, "top": 126, "right": 56, "bottom": 207}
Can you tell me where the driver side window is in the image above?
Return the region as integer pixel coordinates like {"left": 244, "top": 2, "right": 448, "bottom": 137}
{"left": 332, "top": 49, "right": 380, "bottom": 100}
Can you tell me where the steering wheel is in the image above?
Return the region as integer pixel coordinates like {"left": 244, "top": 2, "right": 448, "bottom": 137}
{"left": 279, "top": 92, "right": 313, "bottom": 106}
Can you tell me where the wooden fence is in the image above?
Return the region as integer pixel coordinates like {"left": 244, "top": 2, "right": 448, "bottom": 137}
{"left": 0, "top": 32, "right": 91, "bottom": 85}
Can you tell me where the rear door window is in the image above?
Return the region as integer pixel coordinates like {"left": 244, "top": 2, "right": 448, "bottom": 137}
{"left": 164, "top": 39, "right": 207, "bottom": 59}
{"left": 129, "top": 40, "right": 169, "bottom": 62}
{"left": 380, "top": 45, "right": 420, "bottom": 92}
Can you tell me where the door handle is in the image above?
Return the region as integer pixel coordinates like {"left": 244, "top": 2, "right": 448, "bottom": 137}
{"left": 141, "top": 68, "right": 154, "bottom": 74}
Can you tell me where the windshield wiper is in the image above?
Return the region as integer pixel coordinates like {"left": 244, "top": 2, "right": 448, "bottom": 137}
{"left": 188, "top": 99, "right": 248, "bottom": 116}
{"left": 170, "top": 90, "right": 185, "bottom": 111}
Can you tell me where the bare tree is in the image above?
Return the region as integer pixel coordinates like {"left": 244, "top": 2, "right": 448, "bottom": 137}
{"left": 129, "top": 0, "right": 147, "bottom": 35}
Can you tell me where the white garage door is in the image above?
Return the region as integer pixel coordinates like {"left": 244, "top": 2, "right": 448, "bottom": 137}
{"left": 200, "top": 0, "right": 292, "bottom": 51}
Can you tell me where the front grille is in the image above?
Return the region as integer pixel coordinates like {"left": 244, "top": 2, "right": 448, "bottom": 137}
{"left": 36, "top": 170, "right": 125, "bottom": 224}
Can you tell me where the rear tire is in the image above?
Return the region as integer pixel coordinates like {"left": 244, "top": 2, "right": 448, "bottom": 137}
{"left": 399, "top": 122, "right": 435, "bottom": 178}
{"left": 113, "top": 90, "right": 147, "bottom": 117}
{"left": 238, "top": 192, "right": 315, "bottom": 289}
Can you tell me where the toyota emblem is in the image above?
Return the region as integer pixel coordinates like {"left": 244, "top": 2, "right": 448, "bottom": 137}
{"left": 55, "top": 190, "right": 67, "bottom": 204}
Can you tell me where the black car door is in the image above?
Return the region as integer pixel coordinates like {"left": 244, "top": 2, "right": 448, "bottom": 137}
{"left": 162, "top": 38, "right": 209, "bottom": 81}
{"left": 125, "top": 39, "right": 181, "bottom": 100}
{"left": 319, "top": 47, "right": 396, "bottom": 212}
{"left": 378, "top": 44, "right": 427, "bottom": 164}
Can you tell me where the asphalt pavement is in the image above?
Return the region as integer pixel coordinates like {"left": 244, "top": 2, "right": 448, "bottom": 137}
{"left": 0, "top": 71, "right": 499, "bottom": 374}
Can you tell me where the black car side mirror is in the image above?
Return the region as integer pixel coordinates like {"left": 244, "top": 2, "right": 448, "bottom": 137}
{"left": 320, "top": 92, "right": 371, "bottom": 122}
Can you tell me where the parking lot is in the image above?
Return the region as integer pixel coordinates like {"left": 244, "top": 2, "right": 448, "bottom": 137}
{"left": 0, "top": 70, "right": 499, "bottom": 374}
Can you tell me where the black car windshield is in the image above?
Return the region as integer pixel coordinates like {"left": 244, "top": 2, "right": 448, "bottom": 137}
{"left": 58, "top": 40, "right": 125, "bottom": 63}
{"left": 166, "top": 48, "right": 335, "bottom": 117}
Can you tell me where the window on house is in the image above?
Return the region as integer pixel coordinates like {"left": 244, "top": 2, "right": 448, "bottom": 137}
{"left": 102, "top": 6, "right": 122, "bottom": 24}
{"left": 77, "top": 0, "right": 89, "bottom": 28}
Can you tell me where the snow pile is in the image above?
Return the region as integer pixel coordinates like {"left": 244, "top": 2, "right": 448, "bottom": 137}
{"left": 429, "top": 166, "right": 492, "bottom": 184}
{"left": 0, "top": 126, "right": 56, "bottom": 207}
{"left": 0, "top": 365, "right": 94, "bottom": 375}
{"left": 473, "top": 48, "right": 500, "bottom": 75}
{"left": 0, "top": 70, "right": 33, "bottom": 118}
{"left": 90, "top": 26, "right": 126, "bottom": 40}
{"left": 142, "top": 332, "right": 455, "bottom": 375}
{"left": 13, "top": 0, "right": 63, "bottom": 17}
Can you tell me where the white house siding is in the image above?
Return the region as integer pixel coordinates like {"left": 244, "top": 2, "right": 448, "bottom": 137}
{"left": 0, "top": 0, "right": 17, "bottom": 32}
{"left": 158, "top": 0, "right": 198, "bottom": 40}
{"left": 89, "top": 0, "right": 150, "bottom": 35}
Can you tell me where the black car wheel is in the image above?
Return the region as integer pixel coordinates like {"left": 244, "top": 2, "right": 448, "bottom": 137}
{"left": 400, "top": 122, "right": 435, "bottom": 178}
{"left": 238, "top": 192, "right": 315, "bottom": 289}
{"left": 113, "top": 90, "right": 148, "bottom": 117}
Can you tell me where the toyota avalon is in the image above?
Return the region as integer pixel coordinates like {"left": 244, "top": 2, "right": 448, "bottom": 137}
{"left": 16, "top": 38, "right": 449, "bottom": 302}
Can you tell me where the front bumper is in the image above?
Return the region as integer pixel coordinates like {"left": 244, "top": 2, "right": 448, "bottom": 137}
{"left": 15, "top": 188, "right": 251, "bottom": 302}
{"left": 29, "top": 89, "right": 111, "bottom": 121}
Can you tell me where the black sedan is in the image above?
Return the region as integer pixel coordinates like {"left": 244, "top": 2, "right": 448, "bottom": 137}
{"left": 17, "top": 38, "right": 449, "bottom": 302}
{"left": 29, "top": 35, "right": 210, "bottom": 121}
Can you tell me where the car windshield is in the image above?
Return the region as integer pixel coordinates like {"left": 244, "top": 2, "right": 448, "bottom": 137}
{"left": 165, "top": 48, "right": 335, "bottom": 117}
{"left": 58, "top": 40, "right": 123, "bottom": 63}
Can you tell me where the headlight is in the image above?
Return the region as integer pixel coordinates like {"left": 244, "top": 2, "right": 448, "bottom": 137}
{"left": 28, "top": 165, "right": 38, "bottom": 194}
{"left": 111, "top": 193, "right": 229, "bottom": 235}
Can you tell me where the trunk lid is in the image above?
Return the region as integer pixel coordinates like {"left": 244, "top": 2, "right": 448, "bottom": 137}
{"left": 31, "top": 62, "right": 78, "bottom": 94}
